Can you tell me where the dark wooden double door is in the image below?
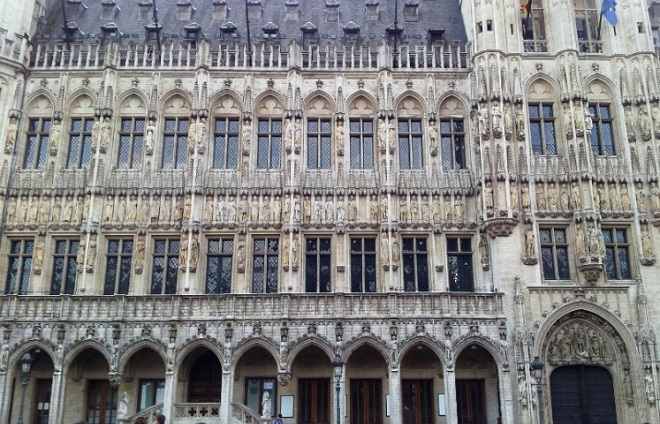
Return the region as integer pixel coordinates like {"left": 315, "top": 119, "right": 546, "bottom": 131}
{"left": 550, "top": 366, "right": 617, "bottom": 424}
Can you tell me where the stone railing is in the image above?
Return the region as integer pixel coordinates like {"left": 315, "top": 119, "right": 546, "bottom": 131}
{"left": 29, "top": 40, "right": 470, "bottom": 72}
{"left": 119, "top": 403, "right": 163, "bottom": 423}
{"left": 174, "top": 402, "right": 221, "bottom": 420}
{"left": 0, "top": 292, "right": 504, "bottom": 322}
{"left": 231, "top": 402, "right": 267, "bottom": 424}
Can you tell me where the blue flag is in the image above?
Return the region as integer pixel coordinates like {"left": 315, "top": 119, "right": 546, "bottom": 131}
{"left": 601, "top": 0, "right": 618, "bottom": 26}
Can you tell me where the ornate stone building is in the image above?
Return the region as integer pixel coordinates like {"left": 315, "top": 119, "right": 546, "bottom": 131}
{"left": 0, "top": 0, "right": 658, "bottom": 423}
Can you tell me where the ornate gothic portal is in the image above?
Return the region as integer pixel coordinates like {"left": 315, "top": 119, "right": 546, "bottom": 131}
{"left": 540, "top": 310, "right": 634, "bottom": 424}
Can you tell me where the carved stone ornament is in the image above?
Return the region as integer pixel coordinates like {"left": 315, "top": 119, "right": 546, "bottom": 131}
{"left": 578, "top": 263, "right": 603, "bottom": 284}
{"left": 483, "top": 217, "right": 518, "bottom": 238}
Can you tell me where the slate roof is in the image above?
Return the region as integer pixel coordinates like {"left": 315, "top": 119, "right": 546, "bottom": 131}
{"left": 34, "top": 0, "right": 467, "bottom": 47}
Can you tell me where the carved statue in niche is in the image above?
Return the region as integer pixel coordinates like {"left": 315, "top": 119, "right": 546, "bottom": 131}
{"left": 642, "top": 225, "right": 653, "bottom": 257}
{"left": 242, "top": 122, "right": 251, "bottom": 154}
{"left": 524, "top": 227, "right": 535, "bottom": 257}
{"left": 7, "top": 196, "right": 16, "bottom": 222}
{"left": 135, "top": 235, "right": 145, "bottom": 270}
{"left": 238, "top": 195, "right": 248, "bottom": 222}
{"left": 336, "top": 199, "right": 345, "bottom": 221}
{"left": 380, "top": 196, "right": 388, "bottom": 221}
{"left": 294, "top": 118, "right": 302, "bottom": 152}
{"left": 100, "top": 116, "right": 111, "bottom": 152}
{"left": 273, "top": 195, "right": 281, "bottom": 221}
{"left": 179, "top": 233, "right": 188, "bottom": 266}
{"left": 174, "top": 196, "right": 184, "bottom": 223}
{"left": 76, "top": 238, "right": 85, "bottom": 265}
{"left": 282, "top": 236, "right": 290, "bottom": 266}
{"left": 624, "top": 105, "right": 636, "bottom": 140}
{"left": 620, "top": 184, "right": 631, "bottom": 211}
{"left": 116, "top": 196, "right": 127, "bottom": 222}
{"left": 87, "top": 237, "right": 97, "bottom": 270}
{"left": 573, "top": 103, "right": 584, "bottom": 135}
{"left": 370, "top": 196, "right": 379, "bottom": 222}
{"left": 197, "top": 117, "right": 207, "bottom": 152}
{"left": 400, "top": 198, "right": 410, "bottom": 222}
{"left": 504, "top": 105, "right": 513, "bottom": 137}
{"left": 127, "top": 195, "right": 138, "bottom": 222}
{"left": 261, "top": 196, "right": 271, "bottom": 222}
{"left": 421, "top": 197, "right": 430, "bottom": 222}
{"left": 514, "top": 104, "right": 525, "bottom": 139}
{"left": 49, "top": 120, "right": 61, "bottom": 155}
{"left": 293, "top": 196, "right": 301, "bottom": 221}
{"left": 29, "top": 198, "right": 39, "bottom": 223}
{"left": 145, "top": 120, "right": 155, "bottom": 153}
{"left": 250, "top": 196, "right": 259, "bottom": 222}
{"left": 183, "top": 195, "right": 192, "bottom": 221}
{"left": 432, "top": 196, "right": 441, "bottom": 221}
{"left": 651, "top": 182, "right": 660, "bottom": 214}
{"left": 584, "top": 108, "right": 593, "bottom": 132}
{"left": 560, "top": 184, "right": 570, "bottom": 211}
{"left": 282, "top": 196, "right": 291, "bottom": 221}
{"left": 284, "top": 118, "right": 293, "bottom": 152}
{"left": 75, "top": 195, "right": 84, "bottom": 222}
{"left": 428, "top": 121, "right": 438, "bottom": 154}
{"left": 444, "top": 197, "right": 452, "bottom": 221}
{"left": 303, "top": 196, "right": 311, "bottom": 222}
{"left": 236, "top": 238, "right": 246, "bottom": 270}
{"left": 479, "top": 234, "right": 488, "bottom": 266}
{"left": 576, "top": 225, "right": 586, "bottom": 257}
{"left": 608, "top": 185, "right": 620, "bottom": 211}
{"left": 478, "top": 107, "right": 490, "bottom": 136}
{"left": 188, "top": 120, "right": 197, "bottom": 152}
{"left": 510, "top": 188, "right": 518, "bottom": 211}
{"left": 571, "top": 182, "right": 581, "bottom": 210}
{"left": 150, "top": 196, "right": 160, "bottom": 223}
{"left": 491, "top": 104, "right": 502, "bottom": 131}
{"left": 139, "top": 195, "right": 149, "bottom": 223}
{"left": 640, "top": 108, "right": 652, "bottom": 141}
{"left": 4, "top": 116, "right": 17, "bottom": 153}
{"left": 521, "top": 186, "right": 531, "bottom": 210}
{"left": 454, "top": 196, "right": 464, "bottom": 221}
{"left": 388, "top": 120, "right": 396, "bottom": 151}
{"left": 292, "top": 234, "right": 299, "bottom": 267}
{"left": 652, "top": 102, "right": 660, "bottom": 137}
{"left": 204, "top": 195, "right": 214, "bottom": 222}
{"left": 315, "top": 200, "right": 323, "bottom": 222}
{"left": 161, "top": 195, "right": 172, "bottom": 222}
{"left": 189, "top": 233, "right": 199, "bottom": 267}
{"left": 378, "top": 118, "right": 387, "bottom": 151}
{"left": 410, "top": 196, "right": 419, "bottom": 221}
{"left": 51, "top": 196, "right": 61, "bottom": 222}
{"left": 91, "top": 117, "right": 100, "bottom": 149}
{"left": 536, "top": 184, "right": 546, "bottom": 210}
{"left": 227, "top": 197, "right": 236, "bottom": 221}
{"left": 16, "top": 196, "right": 27, "bottom": 222}
{"left": 325, "top": 198, "right": 334, "bottom": 222}
{"left": 484, "top": 182, "right": 494, "bottom": 211}
{"left": 335, "top": 120, "right": 344, "bottom": 154}
{"left": 347, "top": 196, "right": 357, "bottom": 222}
{"left": 587, "top": 224, "right": 602, "bottom": 257}
{"left": 597, "top": 184, "right": 608, "bottom": 211}
{"left": 563, "top": 105, "right": 573, "bottom": 137}
{"left": 380, "top": 234, "right": 389, "bottom": 263}
{"left": 33, "top": 237, "right": 45, "bottom": 270}
{"left": 547, "top": 183, "right": 558, "bottom": 212}
{"left": 62, "top": 195, "right": 74, "bottom": 223}
{"left": 392, "top": 239, "right": 400, "bottom": 264}
{"left": 39, "top": 196, "right": 50, "bottom": 223}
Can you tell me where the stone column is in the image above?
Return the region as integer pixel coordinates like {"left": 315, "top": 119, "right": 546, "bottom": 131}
{"left": 388, "top": 368, "right": 402, "bottom": 424}
{"left": 48, "top": 370, "right": 65, "bottom": 423}
{"left": 220, "top": 369, "right": 233, "bottom": 423}
{"left": 163, "top": 371, "right": 176, "bottom": 421}
{"left": 0, "top": 373, "right": 9, "bottom": 424}
{"left": 444, "top": 368, "right": 458, "bottom": 424}
{"left": 499, "top": 369, "right": 514, "bottom": 424}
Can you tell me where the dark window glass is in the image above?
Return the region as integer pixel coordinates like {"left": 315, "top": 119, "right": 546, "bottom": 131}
{"left": 350, "top": 237, "right": 377, "bottom": 292}
{"left": 151, "top": 238, "right": 180, "bottom": 294}
{"left": 402, "top": 237, "right": 429, "bottom": 291}
{"left": 349, "top": 119, "right": 374, "bottom": 169}
{"left": 4, "top": 239, "right": 33, "bottom": 295}
{"left": 447, "top": 236, "right": 473, "bottom": 291}
{"left": 398, "top": 119, "right": 423, "bottom": 169}
{"left": 50, "top": 239, "right": 79, "bottom": 295}
{"left": 104, "top": 239, "right": 133, "bottom": 294}
{"left": 305, "top": 237, "right": 331, "bottom": 292}
{"left": 23, "top": 118, "right": 51, "bottom": 169}
{"left": 162, "top": 117, "right": 189, "bottom": 169}
{"left": 440, "top": 118, "right": 465, "bottom": 169}
{"left": 540, "top": 228, "right": 570, "bottom": 280}
{"left": 252, "top": 237, "right": 279, "bottom": 293}
{"left": 206, "top": 238, "right": 233, "bottom": 294}
{"left": 117, "top": 117, "right": 145, "bottom": 169}
{"left": 213, "top": 118, "right": 240, "bottom": 169}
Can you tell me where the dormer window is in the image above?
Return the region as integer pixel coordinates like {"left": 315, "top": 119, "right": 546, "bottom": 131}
{"left": 212, "top": 0, "right": 229, "bottom": 21}
{"left": 285, "top": 0, "right": 299, "bottom": 22}
{"left": 262, "top": 22, "right": 279, "bottom": 40}
{"left": 63, "top": 21, "right": 82, "bottom": 42}
{"left": 301, "top": 22, "right": 318, "bottom": 48}
{"left": 247, "top": 0, "right": 263, "bottom": 19}
{"left": 428, "top": 29, "right": 445, "bottom": 45}
{"left": 343, "top": 21, "right": 360, "bottom": 42}
{"left": 386, "top": 24, "right": 403, "bottom": 44}
{"left": 403, "top": 0, "right": 419, "bottom": 22}
{"left": 326, "top": 0, "right": 340, "bottom": 22}
{"left": 184, "top": 22, "right": 202, "bottom": 45}
{"left": 176, "top": 0, "right": 195, "bottom": 21}
{"left": 100, "top": 22, "right": 121, "bottom": 39}
{"left": 220, "top": 22, "right": 237, "bottom": 40}
{"left": 144, "top": 22, "right": 162, "bottom": 43}
{"left": 365, "top": 0, "right": 379, "bottom": 22}
{"left": 101, "top": 0, "right": 119, "bottom": 21}
{"left": 138, "top": 0, "right": 153, "bottom": 21}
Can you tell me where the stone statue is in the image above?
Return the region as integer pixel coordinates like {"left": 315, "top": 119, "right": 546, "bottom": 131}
{"left": 197, "top": 117, "right": 207, "bottom": 150}
{"left": 560, "top": 184, "right": 570, "bottom": 211}
{"left": 52, "top": 196, "right": 61, "bottom": 222}
{"left": 29, "top": 198, "right": 39, "bottom": 223}
{"left": 380, "top": 234, "right": 389, "bottom": 263}
{"left": 135, "top": 236, "right": 145, "bottom": 269}
{"left": 261, "top": 391, "right": 272, "bottom": 419}
{"left": 303, "top": 196, "right": 312, "bottom": 222}
{"left": 521, "top": 186, "right": 531, "bottom": 210}
{"left": 432, "top": 196, "right": 441, "bottom": 221}
{"left": 281, "top": 236, "right": 290, "bottom": 266}
{"left": 571, "top": 183, "right": 581, "bottom": 210}
{"left": 400, "top": 198, "right": 410, "bottom": 222}
{"left": 336, "top": 200, "right": 345, "bottom": 221}
{"left": 642, "top": 226, "right": 653, "bottom": 257}
{"left": 188, "top": 120, "right": 197, "bottom": 151}
{"left": 139, "top": 196, "right": 150, "bottom": 222}
{"left": 651, "top": 182, "right": 660, "bottom": 213}
{"left": 348, "top": 197, "right": 357, "bottom": 222}
{"left": 88, "top": 237, "right": 97, "bottom": 267}
{"left": 204, "top": 195, "right": 214, "bottom": 222}
{"left": 370, "top": 196, "right": 379, "bottom": 222}
{"left": 454, "top": 197, "right": 464, "bottom": 221}
{"left": 39, "top": 197, "right": 50, "bottom": 223}
{"left": 174, "top": 196, "right": 184, "bottom": 222}
{"left": 624, "top": 105, "right": 635, "bottom": 139}
{"left": 91, "top": 117, "right": 100, "bottom": 149}
{"left": 335, "top": 120, "right": 344, "bottom": 153}
{"left": 116, "top": 196, "right": 127, "bottom": 222}
{"left": 620, "top": 185, "right": 631, "bottom": 211}
{"left": 62, "top": 196, "right": 73, "bottom": 223}
{"left": 444, "top": 198, "right": 452, "bottom": 221}
{"left": 49, "top": 120, "right": 61, "bottom": 155}
{"left": 637, "top": 183, "right": 647, "bottom": 211}
{"left": 524, "top": 228, "right": 535, "bottom": 257}
{"left": 536, "top": 184, "right": 546, "bottom": 210}
{"left": 378, "top": 118, "right": 387, "bottom": 150}
{"left": 100, "top": 117, "right": 111, "bottom": 152}
{"left": 410, "top": 197, "right": 419, "bottom": 221}
{"left": 583, "top": 109, "right": 593, "bottom": 132}
{"left": 179, "top": 233, "right": 188, "bottom": 265}
{"left": 547, "top": 184, "right": 558, "bottom": 212}
{"left": 145, "top": 120, "right": 155, "bottom": 153}
{"left": 563, "top": 106, "right": 573, "bottom": 135}
{"left": 239, "top": 196, "right": 248, "bottom": 222}
{"left": 588, "top": 225, "right": 601, "bottom": 257}
{"left": 242, "top": 123, "right": 252, "bottom": 153}
{"left": 652, "top": 103, "right": 660, "bottom": 136}
{"left": 514, "top": 105, "right": 525, "bottom": 136}
{"left": 380, "top": 196, "right": 388, "bottom": 221}
{"left": 127, "top": 195, "right": 138, "bottom": 222}
{"left": 597, "top": 184, "right": 608, "bottom": 211}
{"left": 325, "top": 199, "right": 334, "bottom": 222}
{"left": 183, "top": 195, "right": 192, "bottom": 221}
{"left": 4, "top": 116, "right": 17, "bottom": 153}
{"left": 294, "top": 118, "right": 302, "bottom": 151}
{"left": 428, "top": 122, "right": 438, "bottom": 153}
{"left": 640, "top": 108, "right": 652, "bottom": 140}
{"left": 576, "top": 225, "right": 586, "bottom": 257}
{"left": 118, "top": 392, "right": 129, "bottom": 417}
{"left": 392, "top": 240, "right": 400, "bottom": 264}
{"left": 273, "top": 196, "right": 281, "bottom": 221}
{"left": 609, "top": 185, "right": 620, "bottom": 210}
{"left": 282, "top": 196, "right": 291, "bottom": 221}
{"left": 293, "top": 197, "right": 301, "bottom": 221}
{"left": 484, "top": 182, "right": 494, "bottom": 210}
{"left": 34, "top": 237, "right": 45, "bottom": 268}
{"left": 163, "top": 196, "right": 173, "bottom": 221}
{"left": 504, "top": 106, "right": 513, "bottom": 135}
{"left": 190, "top": 233, "right": 199, "bottom": 266}
{"left": 491, "top": 104, "right": 502, "bottom": 130}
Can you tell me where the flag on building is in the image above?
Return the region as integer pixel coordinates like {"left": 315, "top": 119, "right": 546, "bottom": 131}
{"left": 601, "top": 0, "right": 618, "bottom": 26}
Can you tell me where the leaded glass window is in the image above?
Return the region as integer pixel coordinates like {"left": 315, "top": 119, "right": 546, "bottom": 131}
{"left": 307, "top": 118, "right": 332, "bottom": 169}
{"left": 252, "top": 237, "right": 279, "bottom": 293}
{"left": 67, "top": 117, "right": 94, "bottom": 168}
{"left": 350, "top": 237, "right": 377, "bottom": 292}
{"left": 447, "top": 236, "right": 473, "bottom": 291}
{"left": 212, "top": 118, "right": 239, "bottom": 169}
{"left": 104, "top": 239, "right": 133, "bottom": 295}
{"left": 588, "top": 103, "right": 614, "bottom": 156}
{"left": 603, "top": 228, "right": 631, "bottom": 280}
{"left": 349, "top": 119, "right": 374, "bottom": 169}
{"left": 206, "top": 238, "right": 233, "bottom": 294}
{"left": 529, "top": 103, "right": 556, "bottom": 155}
{"left": 23, "top": 118, "right": 50, "bottom": 169}
{"left": 162, "top": 118, "right": 189, "bottom": 169}
{"left": 540, "top": 228, "right": 570, "bottom": 280}
{"left": 440, "top": 118, "right": 465, "bottom": 169}
{"left": 51, "top": 239, "right": 79, "bottom": 295}
{"left": 402, "top": 237, "right": 429, "bottom": 291}
{"left": 305, "top": 237, "right": 331, "bottom": 292}
{"left": 4, "top": 239, "right": 33, "bottom": 295}
{"left": 256, "top": 119, "right": 282, "bottom": 169}
{"left": 118, "top": 117, "right": 144, "bottom": 169}
{"left": 398, "top": 119, "right": 423, "bottom": 169}
{"left": 151, "top": 239, "right": 179, "bottom": 294}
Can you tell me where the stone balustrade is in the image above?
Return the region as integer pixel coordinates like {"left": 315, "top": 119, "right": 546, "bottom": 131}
{"left": 0, "top": 292, "right": 504, "bottom": 322}
{"left": 174, "top": 403, "right": 221, "bottom": 420}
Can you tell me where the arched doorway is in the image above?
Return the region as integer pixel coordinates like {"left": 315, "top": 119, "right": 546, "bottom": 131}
{"left": 454, "top": 344, "right": 500, "bottom": 424}
{"left": 64, "top": 347, "right": 114, "bottom": 424}
{"left": 550, "top": 365, "right": 617, "bottom": 424}
{"left": 7, "top": 348, "right": 54, "bottom": 424}
{"left": 290, "top": 345, "right": 333, "bottom": 424}
{"left": 188, "top": 350, "right": 222, "bottom": 402}
{"left": 121, "top": 347, "right": 166, "bottom": 414}
{"left": 345, "top": 344, "right": 388, "bottom": 424}
{"left": 399, "top": 342, "right": 444, "bottom": 424}
{"left": 233, "top": 345, "right": 278, "bottom": 417}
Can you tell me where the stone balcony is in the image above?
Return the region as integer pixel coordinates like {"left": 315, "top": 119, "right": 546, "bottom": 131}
{"left": 0, "top": 292, "right": 504, "bottom": 322}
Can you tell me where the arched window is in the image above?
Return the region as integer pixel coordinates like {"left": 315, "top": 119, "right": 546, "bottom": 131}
{"left": 117, "top": 95, "right": 147, "bottom": 169}
{"left": 305, "top": 95, "right": 334, "bottom": 170}
{"left": 255, "top": 95, "right": 284, "bottom": 169}
{"left": 211, "top": 95, "right": 241, "bottom": 169}
{"left": 347, "top": 95, "right": 376, "bottom": 170}
{"left": 439, "top": 97, "right": 467, "bottom": 170}
{"left": 161, "top": 94, "right": 190, "bottom": 169}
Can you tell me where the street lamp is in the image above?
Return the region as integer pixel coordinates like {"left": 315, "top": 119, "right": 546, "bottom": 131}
{"left": 332, "top": 353, "right": 343, "bottom": 424}
{"left": 530, "top": 356, "right": 544, "bottom": 424}
{"left": 17, "top": 351, "right": 33, "bottom": 424}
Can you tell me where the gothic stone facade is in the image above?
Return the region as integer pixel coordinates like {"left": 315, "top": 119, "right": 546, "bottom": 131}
{"left": 0, "top": 0, "right": 658, "bottom": 423}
